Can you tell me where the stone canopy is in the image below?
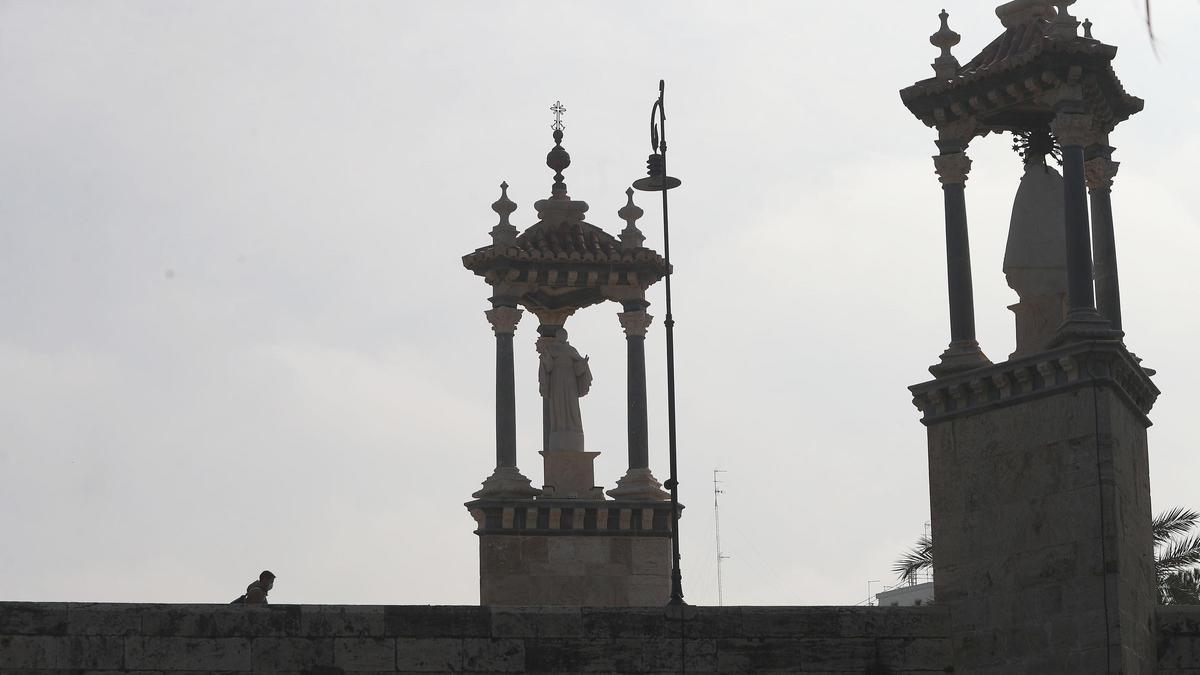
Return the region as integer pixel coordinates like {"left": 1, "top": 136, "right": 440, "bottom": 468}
{"left": 462, "top": 131, "right": 667, "bottom": 318}
{"left": 900, "top": 1, "right": 1142, "bottom": 137}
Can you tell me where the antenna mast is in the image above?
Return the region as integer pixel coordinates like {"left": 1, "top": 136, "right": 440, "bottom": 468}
{"left": 713, "top": 469, "right": 730, "bottom": 606}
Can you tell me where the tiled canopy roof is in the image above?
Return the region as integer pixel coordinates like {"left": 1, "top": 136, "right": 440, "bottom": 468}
{"left": 515, "top": 220, "right": 621, "bottom": 260}
{"left": 899, "top": 16, "right": 1141, "bottom": 133}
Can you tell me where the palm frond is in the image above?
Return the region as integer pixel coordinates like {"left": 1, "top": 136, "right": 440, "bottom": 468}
{"left": 1160, "top": 569, "right": 1200, "bottom": 605}
{"left": 893, "top": 534, "right": 933, "bottom": 583}
{"left": 1157, "top": 535, "right": 1200, "bottom": 574}
{"left": 1152, "top": 507, "right": 1199, "bottom": 546}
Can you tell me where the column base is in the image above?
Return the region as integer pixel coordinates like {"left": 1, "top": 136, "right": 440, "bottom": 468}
{"left": 607, "top": 467, "right": 670, "bottom": 501}
{"left": 929, "top": 340, "right": 992, "bottom": 378}
{"left": 1049, "top": 308, "right": 1124, "bottom": 347}
{"left": 472, "top": 466, "right": 542, "bottom": 499}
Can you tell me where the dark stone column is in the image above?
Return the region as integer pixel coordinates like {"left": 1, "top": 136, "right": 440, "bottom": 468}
{"left": 472, "top": 304, "right": 538, "bottom": 499}
{"left": 1087, "top": 148, "right": 1122, "bottom": 332}
{"left": 929, "top": 144, "right": 990, "bottom": 377}
{"left": 620, "top": 303, "right": 651, "bottom": 470}
{"left": 1050, "top": 112, "right": 1121, "bottom": 344}
{"left": 489, "top": 306, "right": 521, "bottom": 468}
{"left": 608, "top": 301, "right": 668, "bottom": 501}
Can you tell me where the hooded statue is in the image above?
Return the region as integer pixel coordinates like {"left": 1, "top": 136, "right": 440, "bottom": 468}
{"left": 538, "top": 328, "right": 592, "bottom": 452}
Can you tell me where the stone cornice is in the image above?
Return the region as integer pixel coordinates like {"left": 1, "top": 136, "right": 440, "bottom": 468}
{"left": 900, "top": 51, "right": 1142, "bottom": 137}
{"left": 465, "top": 498, "right": 682, "bottom": 538}
{"left": 910, "top": 341, "right": 1158, "bottom": 427}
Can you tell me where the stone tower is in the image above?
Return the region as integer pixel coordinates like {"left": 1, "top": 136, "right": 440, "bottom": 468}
{"left": 461, "top": 105, "right": 678, "bottom": 606}
{"left": 901, "top": 2, "right": 1159, "bottom": 673}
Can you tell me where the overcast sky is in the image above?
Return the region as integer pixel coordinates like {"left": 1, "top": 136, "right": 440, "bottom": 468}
{"left": 2, "top": 0, "right": 1198, "bottom": 607}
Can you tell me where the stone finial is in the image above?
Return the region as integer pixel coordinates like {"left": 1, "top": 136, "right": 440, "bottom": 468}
{"left": 490, "top": 182, "right": 519, "bottom": 244}
{"left": 1050, "top": 111, "right": 1093, "bottom": 147}
{"left": 618, "top": 188, "right": 646, "bottom": 250}
{"left": 1082, "top": 17, "right": 1093, "bottom": 39}
{"left": 547, "top": 101, "right": 571, "bottom": 200}
{"left": 485, "top": 306, "right": 523, "bottom": 335}
{"left": 1085, "top": 156, "right": 1119, "bottom": 191}
{"left": 933, "top": 151, "right": 973, "bottom": 185}
{"left": 618, "top": 310, "right": 654, "bottom": 338}
{"left": 930, "top": 10, "right": 961, "bottom": 79}
{"left": 1050, "top": 0, "right": 1080, "bottom": 39}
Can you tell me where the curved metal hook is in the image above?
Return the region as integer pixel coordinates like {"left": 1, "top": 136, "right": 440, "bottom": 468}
{"left": 649, "top": 80, "right": 667, "bottom": 153}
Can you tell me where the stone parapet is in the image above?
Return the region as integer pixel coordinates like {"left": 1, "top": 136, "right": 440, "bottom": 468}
{"left": 910, "top": 339, "right": 1158, "bottom": 426}
{"left": 466, "top": 498, "right": 677, "bottom": 538}
{"left": 3, "top": 602, "right": 1197, "bottom": 672}
{"left": 0, "top": 602, "right": 952, "bottom": 673}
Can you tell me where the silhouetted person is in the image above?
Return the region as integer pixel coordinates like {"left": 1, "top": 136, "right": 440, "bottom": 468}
{"left": 231, "top": 570, "right": 275, "bottom": 604}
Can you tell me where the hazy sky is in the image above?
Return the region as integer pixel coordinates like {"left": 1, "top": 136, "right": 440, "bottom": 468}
{"left": 2, "top": 0, "right": 1198, "bottom": 607}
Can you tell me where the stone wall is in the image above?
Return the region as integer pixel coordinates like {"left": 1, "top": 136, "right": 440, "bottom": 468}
{"left": 5, "top": 602, "right": 1198, "bottom": 673}
{"left": 0, "top": 602, "right": 951, "bottom": 674}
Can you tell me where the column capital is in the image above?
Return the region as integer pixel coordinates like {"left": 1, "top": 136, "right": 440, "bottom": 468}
{"left": 618, "top": 310, "right": 654, "bottom": 338}
{"left": 1085, "top": 156, "right": 1120, "bottom": 192}
{"left": 1050, "top": 111, "right": 1094, "bottom": 147}
{"left": 533, "top": 307, "right": 576, "bottom": 328}
{"left": 485, "top": 306, "right": 523, "bottom": 335}
{"left": 933, "top": 151, "right": 972, "bottom": 185}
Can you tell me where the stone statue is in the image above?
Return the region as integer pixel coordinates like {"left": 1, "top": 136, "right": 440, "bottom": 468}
{"left": 231, "top": 570, "right": 275, "bottom": 605}
{"left": 538, "top": 328, "right": 592, "bottom": 452}
{"left": 1003, "top": 161, "right": 1068, "bottom": 358}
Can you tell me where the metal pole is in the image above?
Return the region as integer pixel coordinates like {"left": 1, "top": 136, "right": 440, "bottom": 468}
{"left": 656, "top": 80, "right": 685, "bottom": 607}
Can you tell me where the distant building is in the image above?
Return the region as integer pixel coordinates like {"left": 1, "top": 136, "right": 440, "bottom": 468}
{"left": 877, "top": 581, "right": 935, "bottom": 607}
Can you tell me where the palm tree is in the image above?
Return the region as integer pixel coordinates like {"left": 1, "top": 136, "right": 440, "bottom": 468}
{"left": 1153, "top": 507, "right": 1200, "bottom": 604}
{"left": 893, "top": 534, "right": 932, "bottom": 586}
{"left": 894, "top": 507, "right": 1200, "bottom": 605}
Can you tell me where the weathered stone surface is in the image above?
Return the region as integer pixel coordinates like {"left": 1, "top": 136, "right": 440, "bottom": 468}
{"left": 0, "top": 605, "right": 67, "bottom": 636}
{"left": 333, "top": 637, "right": 395, "bottom": 671}
{"left": 250, "top": 637, "right": 333, "bottom": 671}
{"left": 125, "top": 636, "right": 251, "bottom": 670}
{"left": 66, "top": 604, "right": 142, "bottom": 636}
{"left": 301, "top": 606, "right": 385, "bottom": 637}
{"left": 0, "top": 635, "right": 123, "bottom": 669}
{"left": 141, "top": 605, "right": 299, "bottom": 637}
{"left": 0, "top": 602, "right": 1195, "bottom": 673}
{"left": 393, "top": 638, "right": 460, "bottom": 671}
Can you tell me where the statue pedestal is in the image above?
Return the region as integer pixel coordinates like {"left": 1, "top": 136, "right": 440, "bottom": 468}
{"left": 540, "top": 451, "right": 603, "bottom": 499}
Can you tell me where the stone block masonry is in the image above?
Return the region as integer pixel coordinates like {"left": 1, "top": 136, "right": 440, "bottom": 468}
{"left": 4, "top": 602, "right": 1197, "bottom": 673}
{"left": 0, "top": 602, "right": 954, "bottom": 674}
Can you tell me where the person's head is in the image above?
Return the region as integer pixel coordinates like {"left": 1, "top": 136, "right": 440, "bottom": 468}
{"left": 260, "top": 570, "right": 275, "bottom": 589}
{"left": 556, "top": 328, "right": 568, "bottom": 342}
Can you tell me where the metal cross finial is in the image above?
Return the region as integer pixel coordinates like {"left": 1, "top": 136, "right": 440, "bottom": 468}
{"left": 550, "top": 101, "right": 566, "bottom": 131}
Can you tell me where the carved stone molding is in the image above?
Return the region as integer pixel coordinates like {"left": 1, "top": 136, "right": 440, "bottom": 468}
{"left": 933, "top": 152, "right": 973, "bottom": 185}
{"left": 485, "top": 306, "right": 523, "bottom": 335}
{"left": 465, "top": 498, "right": 679, "bottom": 537}
{"left": 1085, "top": 156, "right": 1120, "bottom": 191}
{"left": 936, "top": 118, "right": 980, "bottom": 147}
{"left": 1050, "top": 111, "right": 1094, "bottom": 147}
{"left": 911, "top": 341, "right": 1158, "bottom": 426}
{"left": 617, "top": 310, "right": 654, "bottom": 338}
